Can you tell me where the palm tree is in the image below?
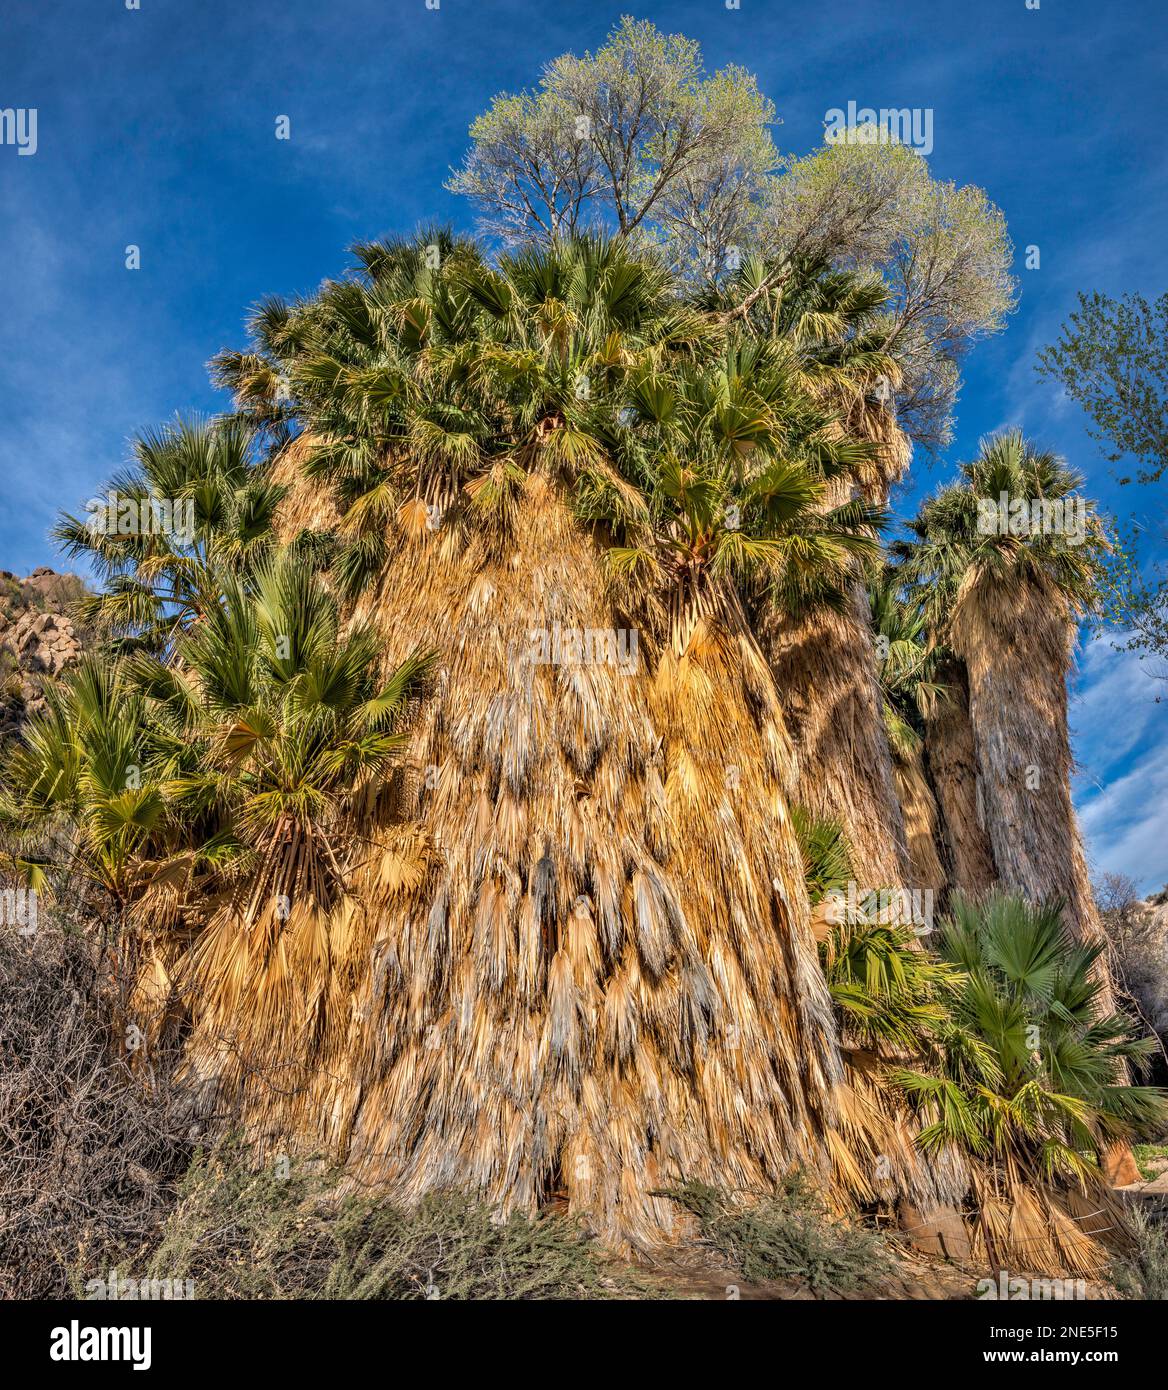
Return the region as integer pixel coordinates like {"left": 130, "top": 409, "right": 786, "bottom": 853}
{"left": 0, "top": 555, "right": 432, "bottom": 1108}
{"left": 921, "top": 652, "right": 997, "bottom": 903}
{"left": 894, "top": 893, "right": 1166, "bottom": 1275}
{"left": 129, "top": 553, "right": 434, "bottom": 1109}
{"left": 893, "top": 431, "right": 1109, "bottom": 959}
{"left": 0, "top": 656, "right": 173, "bottom": 911}
{"left": 53, "top": 415, "right": 285, "bottom": 651}
{"left": 219, "top": 232, "right": 713, "bottom": 598}
{"left": 597, "top": 342, "right": 886, "bottom": 655}
{"left": 200, "top": 234, "right": 853, "bottom": 1247}
{"left": 867, "top": 575, "right": 948, "bottom": 898}
{"left": 792, "top": 805, "right": 972, "bottom": 1244}
{"left": 730, "top": 259, "right": 914, "bottom": 885}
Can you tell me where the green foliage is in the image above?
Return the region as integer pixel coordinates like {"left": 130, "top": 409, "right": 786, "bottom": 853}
{"left": 1133, "top": 1143, "right": 1168, "bottom": 1182}
{"left": 448, "top": 20, "right": 1014, "bottom": 448}
{"left": 1110, "top": 1204, "right": 1168, "bottom": 1300}
{"left": 794, "top": 805, "right": 955, "bottom": 1053}
{"left": 795, "top": 811, "right": 1167, "bottom": 1193}
{"left": 868, "top": 573, "right": 947, "bottom": 757}
{"left": 796, "top": 809, "right": 1167, "bottom": 1187}
{"left": 151, "top": 553, "right": 433, "bottom": 913}
{"left": 597, "top": 340, "right": 887, "bottom": 637}
{"left": 892, "top": 894, "right": 1168, "bottom": 1178}
{"left": 665, "top": 1174, "right": 894, "bottom": 1295}
{"left": 822, "top": 916, "right": 956, "bottom": 1055}
{"left": 216, "top": 229, "right": 884, "bottom": 636}
{"left": 144, "top": 1144, "right": 653, "bottom": 1300}
{"left": 446, "top": 15, "right": 779, "bottom": 270}
{"left": 0, "top": 556, "right": 431, "bottom": 921}
{"left": 448, "top": 19, "right": 1015, "bottom": 451}
{"left": 0, "top": 657, "right": 172, "bottom": 903}
{"left": 1091, "top": 513, "right": 1168, "bottom": 674}
{"left": 52, "top": 415, "right": 286, "bottom": 652}
{"left": 1036, "top": 290, "right": 1168, "bottom": 485}
{"left": 891, "top": 429, "right": 1110, "bottom": 636}
{"left": 766, "top": 143, "right": 1016, "bottom": 452}
{"left": 220, "top": 232, "right": 709, "bottom": 602}
{"left": 791, "top": 804, "right": 853, "bottom": 906}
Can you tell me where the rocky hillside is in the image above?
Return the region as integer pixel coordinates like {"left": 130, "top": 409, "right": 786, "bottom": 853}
{"left": 1126, "top": 890, "right": 1168, "bottom": 1043}
{"left": 1097, "top": 875, "right": 1168, "bottom": 1083}
{"left": 0, "top": 568, "right": 85, "bottom": 740}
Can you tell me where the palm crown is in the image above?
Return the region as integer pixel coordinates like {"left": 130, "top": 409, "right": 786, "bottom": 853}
{"left": 891, "top": 430, "right": 1107, "bottom": 634}
{"left": 1, "top": 557, "right": 431, "bottom": 936}
{"left": 53, "top": 415, "right": 285, "bottom": 651}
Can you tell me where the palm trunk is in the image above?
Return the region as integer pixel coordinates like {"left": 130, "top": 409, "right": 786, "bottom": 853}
{"left": 924, "top": 657, "right": 996, "bottom": 904}
{"left": 891, "top": 741, "right": 947, "bottom": 905}
{"left": 220, "top": 470, "right": 847, "bottom": 1250}
{"left": 758, "top": 405, "right": 913, "bottom": 887}
{"left": 952, "top": 575, "right": 1115, "bottom": 1009}
{"left": 762, "top": 582, "right": 911, "bottom": 887}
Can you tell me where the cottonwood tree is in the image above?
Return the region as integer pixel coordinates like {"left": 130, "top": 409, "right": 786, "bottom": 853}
{"left": 1040, "top": 291, "right": 1168, "bottom": 672}
{"left": 1094, "top": 514, "right": 1168, "bottom": 679}
{"left": 761, "top": 143, "right": 1016, "bottom": 453}
{"left": 446, "top": 16, "right": 779, "bottom": 275}
{"left": 449, "top": 20, "right": 1015, "bottom": 454}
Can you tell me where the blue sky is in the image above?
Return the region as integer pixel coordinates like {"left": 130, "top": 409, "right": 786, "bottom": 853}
{"left": 2, "top": 0, "right": 1166, "bottom": 891}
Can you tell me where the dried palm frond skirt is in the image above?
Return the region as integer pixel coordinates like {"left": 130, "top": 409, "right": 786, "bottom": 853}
{"left": 175, "top": 472, "right": 847, "bottom": 1251}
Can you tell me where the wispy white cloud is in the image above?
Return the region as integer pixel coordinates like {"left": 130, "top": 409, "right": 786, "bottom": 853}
{"left": 1072, "top": 633, "right": 1168, "bottom": 894}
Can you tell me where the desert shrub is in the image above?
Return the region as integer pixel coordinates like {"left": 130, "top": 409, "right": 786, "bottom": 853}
{"left": 144, "top": 1143, "right": 656, "bottom": 1300}
{"left": 0, "top": 922, "right": 191, "bottom": 1299}
{"left": 664, "top": 1174, "right": 895, "bottom": 1296}
{"left": 1111, "top": 1204, "right": 1168, "bottom": 1300}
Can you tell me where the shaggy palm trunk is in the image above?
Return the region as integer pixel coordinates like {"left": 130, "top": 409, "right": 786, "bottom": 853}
{"left": 214, "top": 468, "right": 847, "bottom": 1251}
{"left": 761, "top": 403, "right": 913, "bottom": 887}
{"left": 951, "top": 575, "right": 1116, "bottom": 1010}
{"left": 891, "top": 743, "right": 947, "bottom": 907}
{"left": 761, "top": 474, "right": 910, "bottom": 888}
{"left": 924, "top": 658, "right": 997, "bottom": 905}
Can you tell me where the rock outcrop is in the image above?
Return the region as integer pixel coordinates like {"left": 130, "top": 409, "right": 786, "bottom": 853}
{"left": 0, "top": 569, "right": 85, "bottom": 738}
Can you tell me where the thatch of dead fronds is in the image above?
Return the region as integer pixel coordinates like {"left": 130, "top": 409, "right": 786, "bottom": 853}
{"left": 892, "top": 745, "right": 947, "bottom": 901}
{"left": 828, "top": 1051, "right": 969, "bottom": 1216}
{"left": 950, "top": 570, "right": 1106, "bottom": 968}
{"left": 761, "top": 574, "right": 910, "bottom": 887}
{"left": 180, "top": 470, "right": 845, "bottom": 1251}
{"left": 759, "top": 398, "right": 912, "bottom": 888}
{"left": 271, "top": 432, "right": 343, "bottom": 536}
{"left": 966, "top": 1168, "right": 1131, "bottom": 1279}
{"left": 841, "top": 395, "right": 912, "bottom": 505}
{"left": 896, "top": 431, "right": 1110, "bottom": 986}
{"left": 923, "top": 657, "right": 997, "bottom": 905}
